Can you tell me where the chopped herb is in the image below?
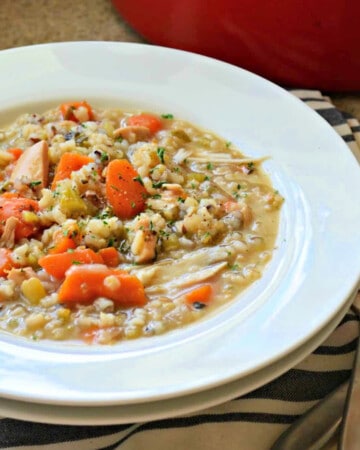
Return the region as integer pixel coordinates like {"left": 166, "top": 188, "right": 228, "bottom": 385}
{"left": 111, "top": 184, "right": 120, "bottom": 192}
{"left": 29, "top": 180, "right": 41, "bottom": 187}
{"left": 100, "top": 152, "right": 109, "bottom": 162}
{"left": 152, "top": 181, "right": 166, "bottom": 189}
{"left": 131, "top": 202, "right": 136, "bottom": 208}
{"left": 149, "top": 221, "right": 154, "bottom": 231}
{"left": 115, "top": 136, "right": 123, "bottom": 142}
{"left": 71, "top": 260, "right": 82, "bottom": 265}
{"left": 63, "top": 229, "right": 69, "bottom": 237}
{"left": 228, "top": 263, "right": 240, "bottom": 271}
{"left": 191, "top": 182, "right": 196, "bottom": 189}
{"left": 206, "top": 162, "right": 213, "bottom": 170}
{"left": 133, "top": 175, "right": 144, "bottom": 186}
{"left": 274, "top": 190, "right": 279, "bottom": 195}
{"left": 204, "top": 176, "right": 210, "bottom": 181}
{"left": 247, "top": 161, "right": 255, "bottom": 172}
{"left": 152, "top": 194, "right": 162, "bottom": 199}
{"left": 226, "top": 141, "right": 232, "bottom": 148}
{"left": 157, "top": 147, "right": 166, "bottom": 164}
{"left": 67, "top": 249, "right": 75, "bottom": 253}
{"left": 203, "top": 232, "right": 211, "bottom": 238}
{"left": 108, "top": 237, "right": 115, "bottom": 247}
{"left": 161, "top": 113, "right": 174, "bottom": 119}
{"left": 193, "top": 302, "right": 206, "bottom": 310}
{"left": 102, "top": 220, "right": 108, "bottom": 225}
{"left": 177, "top": 197, "right": 185, "bottom": 203}
{"left": 237, "top": 184, "right": 241, "bottom": 190}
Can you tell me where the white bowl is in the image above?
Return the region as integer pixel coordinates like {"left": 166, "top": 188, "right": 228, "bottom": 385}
{"left": 0, "top": 42, "right": 359, "bottom": 407}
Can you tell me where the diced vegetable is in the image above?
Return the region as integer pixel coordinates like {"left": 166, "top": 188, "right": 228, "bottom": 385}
{"left": 58, "top": 264, "right": 147, "bottom": 306}
{"left": 127, "top": 113, "right": 162, "bottom": 134}
{"left": 52, "top": 153, "right": 94, "bottom": 188}
{"left": 7, "top": 148, "right": 23, "bottom": 160}
{"left": 59, "top": 101, "right": 94, "bottom": 122}
{"left": 38, "top": 248, "right": 104, "bottom": 279}
{"left": 105, "top": 159, "right": 147, "bottom": 219}
{"left": 0, "top": 193, "right": 39, "bottom": 240}
{"left": 21, "top": 277, "right": 46, "bottom": 304}
{"left": 99, "top": 247, "right": 120, "bottom": 267}
{"left": 184, "top": 284, "right": 213, "bottom": 305}
{"left": 0, "top": 248, "right": 16, "bottom": 277}
{"left": 49, "top": 235, "right": 77, "bottom": 254}
{"left": 58, "top": 184, "right": 89, "bottom": 216}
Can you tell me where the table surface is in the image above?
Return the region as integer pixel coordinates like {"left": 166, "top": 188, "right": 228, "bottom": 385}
{"left": 1, "top": 0, "right": 359, "bottom": 120}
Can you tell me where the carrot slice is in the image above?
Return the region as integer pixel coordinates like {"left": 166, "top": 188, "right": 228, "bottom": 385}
{"left": 0, "top": 194, "right": 39, "bottom": 240}
{"left": 105, "top": 159, "right": 147, "bottom": 219}
{"left": 59, "top": 101, "right": 94, "bottom": 122}
{"left": 52, "top": 153, "right": 94, "bottom": 188}
{"left": 48, "top": 236, "right": 77, "bottom": 254}
{"left": 0, "top": 248, "right": 16, "bottom": 277}
{"left": 185, "top": 284, "right": 214, "bottom": 305}
{"left": 58, "top": 264, "right": 147, "bottom": 307}
{"left": 38, "top": 248, "right": 104, "bottom": 279}
{"left": 7, "top": 148, "right": 23, "bottom": 160}
{"left": 99, "top": 247, "right": 120, "bottom": 267}
{"left": 127, "top": 113, "right": 162, "bottom": 134}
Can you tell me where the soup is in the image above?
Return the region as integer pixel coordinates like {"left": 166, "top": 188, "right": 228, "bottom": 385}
{"left": 0, "top": 102, "right": 282, "bottom": 344}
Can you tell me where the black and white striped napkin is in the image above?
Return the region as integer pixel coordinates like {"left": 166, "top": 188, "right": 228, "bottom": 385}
{"left": 0, "top": 90, "right": 359, "bottom": 450}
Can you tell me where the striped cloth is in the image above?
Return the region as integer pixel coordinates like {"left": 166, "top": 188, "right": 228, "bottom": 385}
{"left": 0, "top": 90, "right": 359, "bottom": 450}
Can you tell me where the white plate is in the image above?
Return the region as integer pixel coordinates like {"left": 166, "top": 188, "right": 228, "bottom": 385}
{"left": 0, "top": 288, "right": 356, "bottom": 425}
{"left": 0, "top": 42, "right": 359, "bottom": 406}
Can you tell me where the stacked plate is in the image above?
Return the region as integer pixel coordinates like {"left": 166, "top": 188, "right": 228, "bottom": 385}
{"left": 0, "top": 42, "right": 359, "bottom": 425}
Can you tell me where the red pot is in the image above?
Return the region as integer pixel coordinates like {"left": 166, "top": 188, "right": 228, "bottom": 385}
{"left": 112, "top": 0, "right": 360, "bottom": 91}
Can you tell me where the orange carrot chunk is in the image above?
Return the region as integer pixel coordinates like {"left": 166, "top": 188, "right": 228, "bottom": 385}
{"left": 7, "top": 148, "right": 23, "bottom": 160}
{"left": 38, "top": 248, "right": 104, "bottom": 279}
{"left": 48, "top": 236, "right": 77, "bottom": 254}
{"left": 0, "top": 248, "right": 16, "bottom": 278}
{"left": 99, "top": 247, "right": 121, "bottom": 267}
{"left": 105, "top": 159, "right": 147, "bottom": 219}
{"left": 52, "top": 153, "right": 94, "bottom": 188}
{"left": 127, "top": 113, "right": 162, "bottom": 134}
{"left": 59, "top": 101, "right": 94, "bottom": 122}
{"left": 58, "top": 264, "right": 147, "bottom": 307}
{"left": 185, "top": 284, "right": 214, "bottom": 305}
{"left": 0, "top": 194, "right": 39, "bottom": 240}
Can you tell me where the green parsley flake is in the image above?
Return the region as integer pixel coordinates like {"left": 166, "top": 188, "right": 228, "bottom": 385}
{"left": 29, "top": 180, "right": 42, "bottom": 187}
{"left": 133, "top": 175, "right": 144, "bottom": 186}
{"left": 157, "top": 147, "right": 166, "bottom": 164}
{"left": 161, "top": 113, "right": 174, "bottom": 119}
{"left": 100, "top": 152, "right": 109, "bottom": 162}
{"left": 152, "top": 181, "right": 166, "bottom": 189}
